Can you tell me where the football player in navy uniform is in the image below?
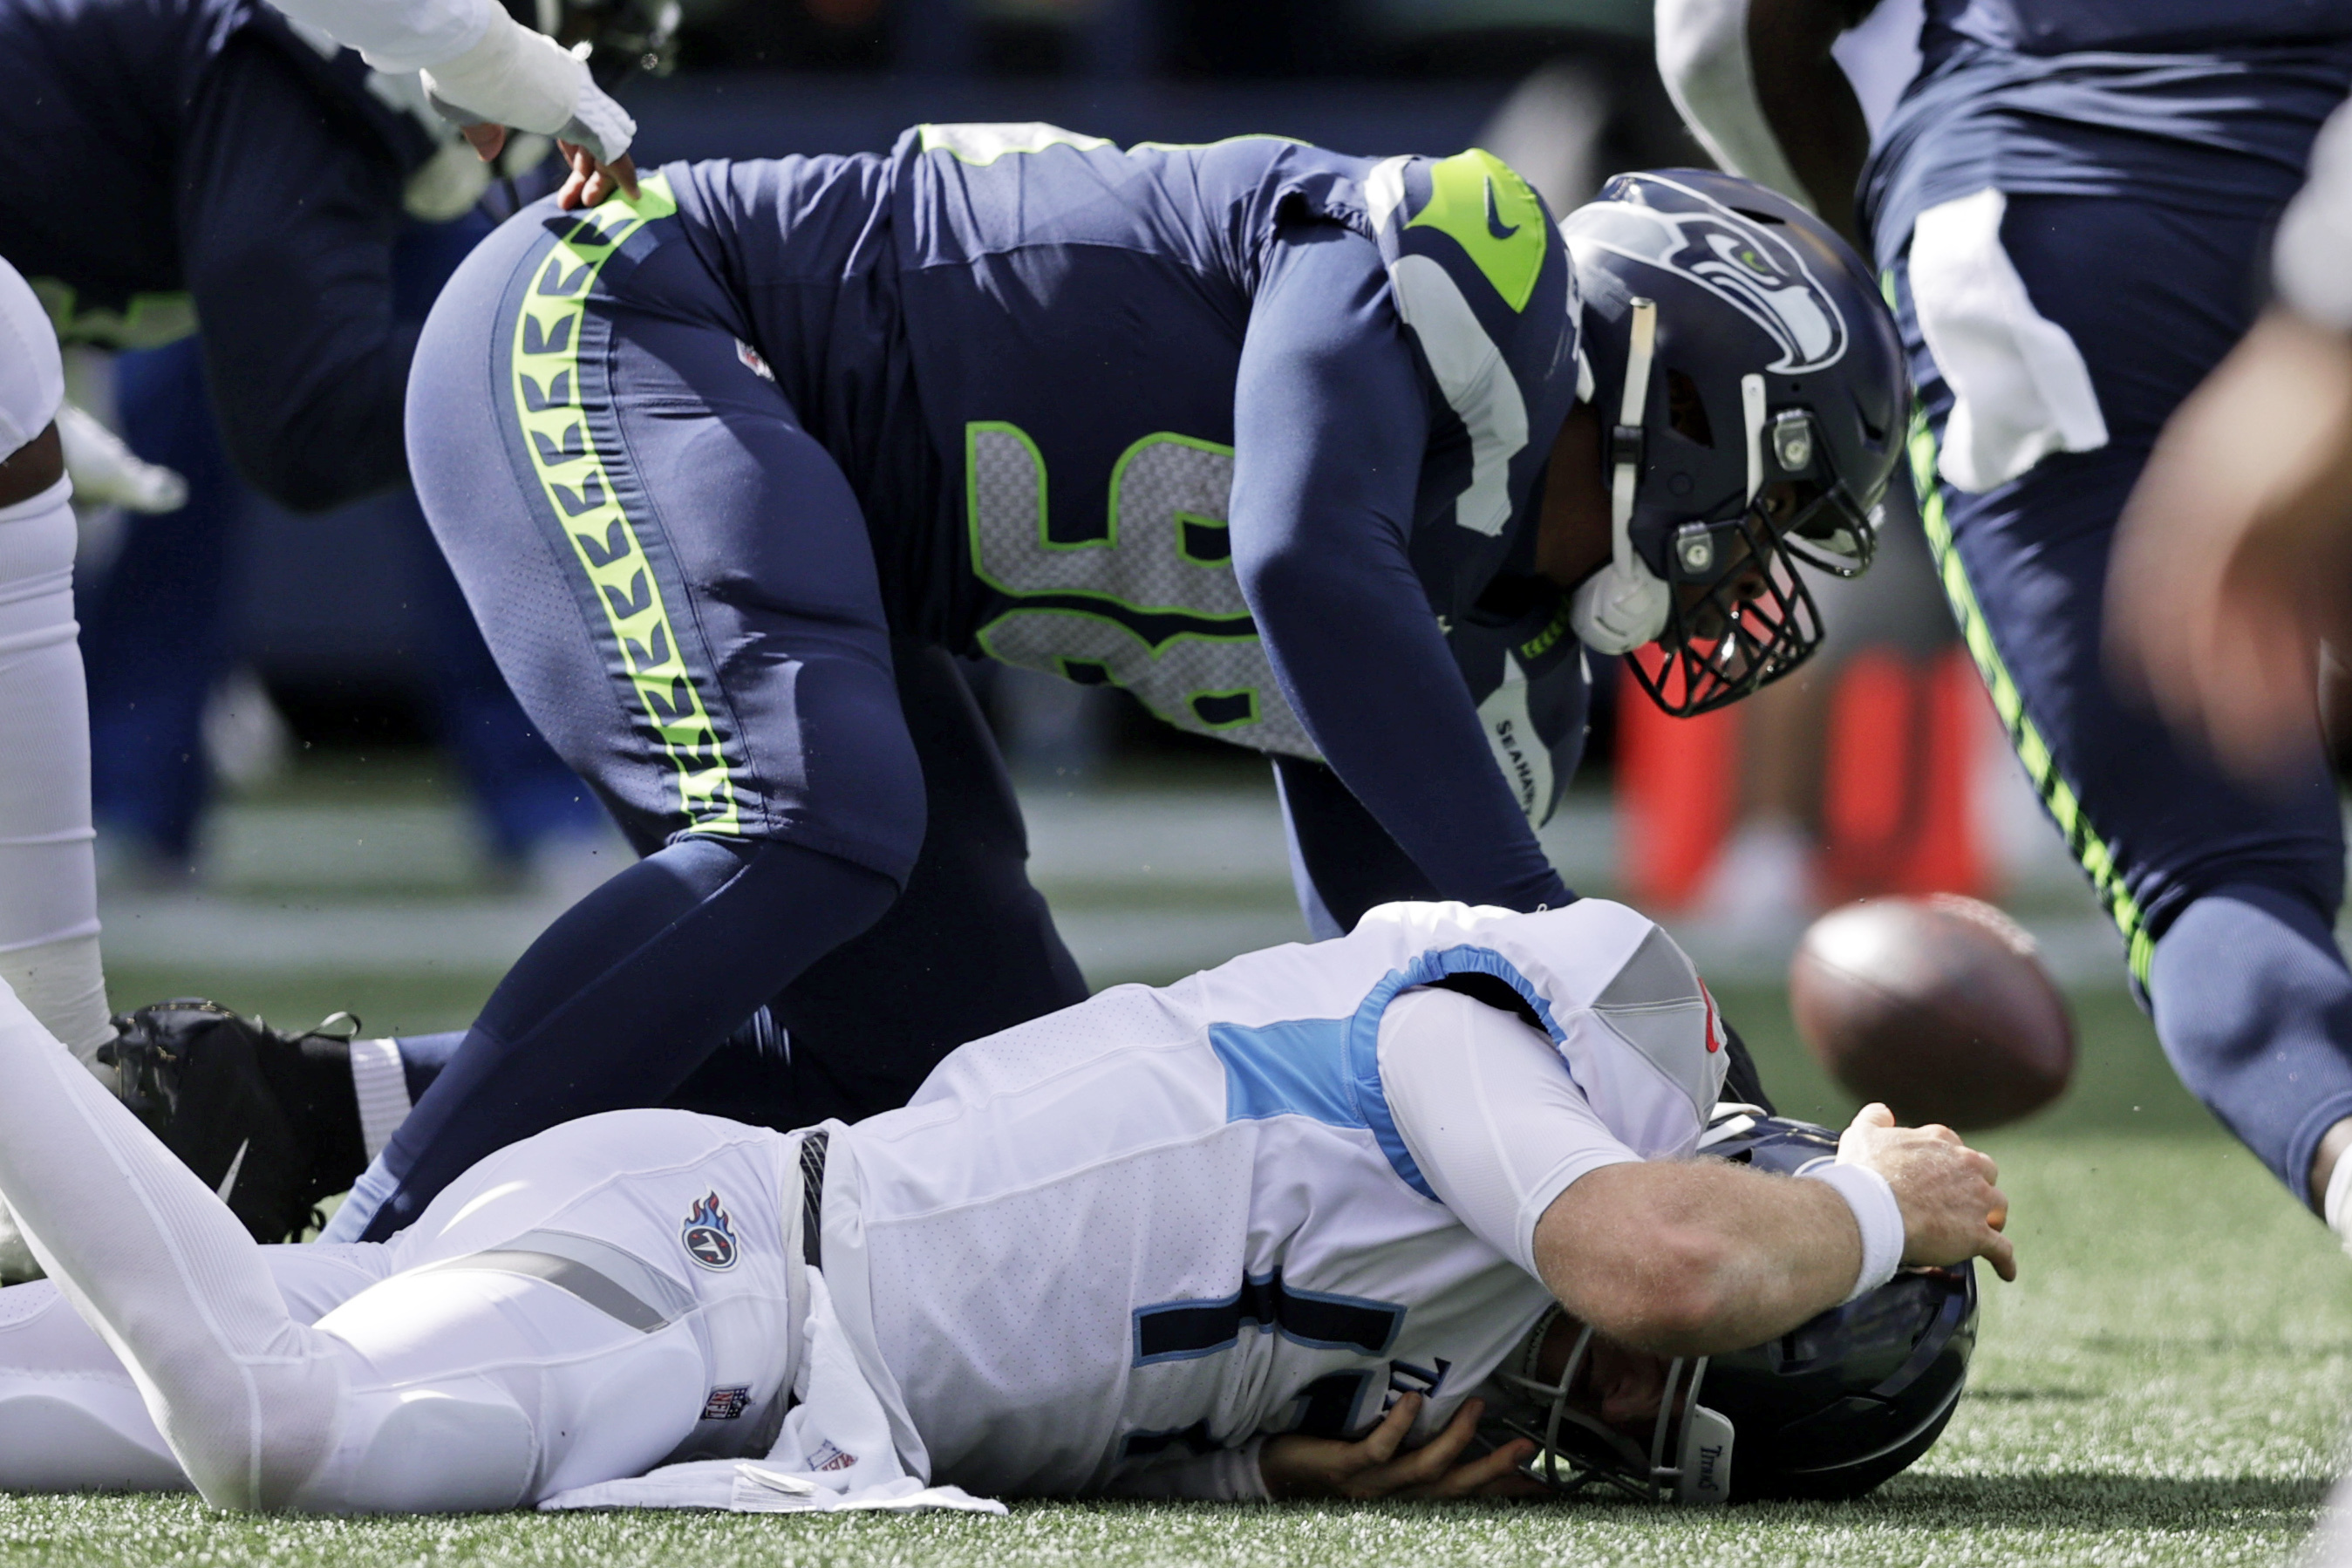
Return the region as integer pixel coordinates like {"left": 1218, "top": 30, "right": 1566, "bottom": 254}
{"left": 296, "top": 133, "right": 1910, "bottom": 1246}
{"left": 0, "top": 0, "right": 643, "bottom": 1268}
{"left": 1658, "top": 0, "right": 2352, "bottom": 1230}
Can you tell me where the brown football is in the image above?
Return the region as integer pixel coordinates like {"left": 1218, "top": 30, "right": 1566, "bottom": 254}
{"left": 1788, "top": 894, "right": 2076, "bottom": 1130}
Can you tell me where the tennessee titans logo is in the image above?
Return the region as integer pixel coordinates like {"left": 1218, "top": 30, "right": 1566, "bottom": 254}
{"left": 682, "top": 1190, "right": 740, "bottom": 1271}
{"left": 1565, "top": 174, "right": 1846, "bottom": 374}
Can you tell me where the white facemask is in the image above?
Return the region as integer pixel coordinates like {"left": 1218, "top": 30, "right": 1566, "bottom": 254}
{"left": 1566, "top": 297, "right": 1671, "bottom": 656}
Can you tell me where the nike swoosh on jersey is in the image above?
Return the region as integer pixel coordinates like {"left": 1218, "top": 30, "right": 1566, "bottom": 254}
{"left": 1485, "top": 179, "right": 1520, "bottom": 242}
{"left": 215, "top": 1138, "right": 249, "bottom": 1203}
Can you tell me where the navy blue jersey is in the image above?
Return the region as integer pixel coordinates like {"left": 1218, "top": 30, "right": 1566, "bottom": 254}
{"left": 0, "top": 0, "right": 432, "bottom": 342}
{"left": 1924, "top": 0, "right": 2351, "bottom": 56}
{"left": 0, "top": 0, "right": 435, "bottom": 504}
{"left": 671, "top": 125, "right": 1582, "bottom": 910}
{"left": 1864, "top": 1, "right": 2352, "bottom": 266}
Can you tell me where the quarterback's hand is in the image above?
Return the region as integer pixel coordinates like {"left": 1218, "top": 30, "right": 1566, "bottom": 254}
{"left": 1838, "top": 1103, "right": 2016, "bottom": 1282}
{"left": 1258, "top": 1395, "right": 1545, "bottom": 1502}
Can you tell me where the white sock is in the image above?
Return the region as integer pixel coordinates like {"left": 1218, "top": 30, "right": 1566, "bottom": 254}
{"left": 0, "top": 931, "right": 112, "bottom": 1068}
{"left": 0, "top": 478, "right": 112, "bottom": 1066}
{"left": 0, "top": 978, "right": 344, "bottom": 1509}
{"left": 2324, "top": 1144, "right": 2352, "bottom": 1251}
{"left": 348, "top": 1038, "right": 412, "bottom": 1163}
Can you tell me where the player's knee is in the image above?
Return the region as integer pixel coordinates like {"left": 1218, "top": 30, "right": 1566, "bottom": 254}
{"left": 2158, "top": 882, "right": 2343, "bottom": 985}
{"left": 2150, "top": 883, "right": 2352, "bottom": 1063}
{"left": 302, "top": 1384, "right": 536, "bottom": 1514}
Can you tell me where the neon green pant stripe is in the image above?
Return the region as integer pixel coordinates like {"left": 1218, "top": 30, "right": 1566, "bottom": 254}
{"left": 508, "top": 176, "right": 741, "bottom": 835}
{"left": 1906, "top": 404, "right": 2157, "bottom": 984}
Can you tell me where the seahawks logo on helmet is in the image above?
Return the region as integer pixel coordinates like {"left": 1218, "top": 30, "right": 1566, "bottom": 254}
{"left": 681, "top": 1190, "right": 739, "bottom": 1271}
{"left": 1565, "top": 174, "right": 1846, "bottom": 374}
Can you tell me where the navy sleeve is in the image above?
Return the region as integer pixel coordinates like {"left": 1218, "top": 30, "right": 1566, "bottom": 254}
{"left": 175, "top": 32, "right": 416, "bottom": 511}
{"left": 1229, "top": 222, "right": 1570, "bottom": 914}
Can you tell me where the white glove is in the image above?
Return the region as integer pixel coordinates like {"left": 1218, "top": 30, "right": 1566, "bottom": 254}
{"left": 1567, "top": 554, "right": 1671, "bottom": 655}
{"left": 421, "top": 13, "right": 635, "bottom": 164}
{"left": 56, "top": 403, "right": 187, "bottom": 514}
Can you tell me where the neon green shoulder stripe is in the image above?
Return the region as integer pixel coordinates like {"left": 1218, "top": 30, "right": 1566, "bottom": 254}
{"left": 1405, "top": 148, "right": 1548, "bottom": 314}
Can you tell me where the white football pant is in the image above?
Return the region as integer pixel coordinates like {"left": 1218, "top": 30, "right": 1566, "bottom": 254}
{"left": 0, "top": 980, "right": 799, "bottom": 1510}
{"left": 0, "top": 256, "right": 109, "bottom": 1067}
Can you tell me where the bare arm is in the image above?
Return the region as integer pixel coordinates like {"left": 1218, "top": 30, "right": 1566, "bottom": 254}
{"left": 2107, "top": 102, "right": 2352, "bottom": 774}
{"left": 1655, "top": 0, "right": 1875, "bottom": 246}
{"left": 1533, "top": 1104, "right": 2014, "bottom": 1358}
{"left": 1749, "top": 0, "right": 1876, "bottom": 245}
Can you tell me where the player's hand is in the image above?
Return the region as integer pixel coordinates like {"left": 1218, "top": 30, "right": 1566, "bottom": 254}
{"left": 2107, "top": 306, "right": 2352, "bottom": 779}
{"left": 460, "top": 124, "right": 640, "bottom": 209}
{"left": 1258, "top": 1394, "right": 1546, "bottom": 1502}
{"left": 1838, "top": 1103, "right": 2016, "bottom": 1282}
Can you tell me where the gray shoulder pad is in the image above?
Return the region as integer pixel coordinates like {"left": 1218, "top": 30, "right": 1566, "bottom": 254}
{"left": 1591, "top": 925, "right": 1721, "bottom": 1121}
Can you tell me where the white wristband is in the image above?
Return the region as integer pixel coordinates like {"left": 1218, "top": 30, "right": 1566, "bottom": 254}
{"left": 1800, "top": 1162, "right": 1904, "bottom": 1305}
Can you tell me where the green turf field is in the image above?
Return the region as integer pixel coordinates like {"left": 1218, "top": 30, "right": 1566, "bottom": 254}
{"left": 9, "top": 968, "right": 2338, "bottom": 1566}
{"left": 37, "top": 754, "right": 2352, "bottom": 1568}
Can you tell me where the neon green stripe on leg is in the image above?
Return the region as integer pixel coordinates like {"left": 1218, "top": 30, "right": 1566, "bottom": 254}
{"left": 1906, "top": 404, "right": 2153, "bottom": 985}
{"left": 507, "top": 175, "right": 742, "bottom": 835}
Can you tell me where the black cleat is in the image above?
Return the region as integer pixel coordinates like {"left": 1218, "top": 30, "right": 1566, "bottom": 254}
{"left": 99, "top": 999, "right": 371, "bottom": 1244}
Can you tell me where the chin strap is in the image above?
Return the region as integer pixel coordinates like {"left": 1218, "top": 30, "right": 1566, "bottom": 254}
{"left": 1568, "top": 297, "right": 1672, "bottom": 655}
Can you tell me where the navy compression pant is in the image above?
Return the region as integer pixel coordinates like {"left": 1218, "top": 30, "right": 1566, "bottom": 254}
{"left": 339, "top": 178, "right": 1082, "bottom": 1239}
{"left": 1892, "top": 192, "right": 2352, "bottom": 1204}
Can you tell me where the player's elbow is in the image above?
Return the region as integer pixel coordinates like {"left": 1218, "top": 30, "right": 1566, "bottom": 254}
{"left": 233, "top": 445, "right": 358, "bottom": 514}
{"left": 1587, "top": 1224, "right": 1746, "bottom": 1356}
{"left": 215, "top": 392, "right": 407, "bottom": 513}
{"left": 1231, "top": 534, "right": 1327, "bottom": 617}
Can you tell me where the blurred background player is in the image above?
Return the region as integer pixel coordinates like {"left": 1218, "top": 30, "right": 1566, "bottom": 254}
{"left": 1656, "top": 0, "right": 2352, "bottom": 1227}
{"left": 1638, "top": 0, "right": 1967, "bottom": 948}
{"left": 2103, "top": 101, "right": 2352, "bottom": 1568}
{"left": 2109, "top": 96, "right": 2352, "bottom": 785}
{"left": 0, "top": 0, "right": 636, "bottom": 1271}
{"left": 303, "top": 149, "right": 1904, "bottom": 1245}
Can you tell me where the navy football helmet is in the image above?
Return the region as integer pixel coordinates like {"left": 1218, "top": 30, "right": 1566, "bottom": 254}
{"left": 1487, "top": 1106, "right": 1977, "bottom": 1503}
{"left": 1560, "top": 170, "right": 1911, "bottom": 716}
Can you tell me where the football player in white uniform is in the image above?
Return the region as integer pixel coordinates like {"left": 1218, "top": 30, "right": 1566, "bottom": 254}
{"left": 0, "top": 0, "right": 641, "bottom": 1280}
{"left": 0, "top": 898, "right": 2011, "bottom": 1512}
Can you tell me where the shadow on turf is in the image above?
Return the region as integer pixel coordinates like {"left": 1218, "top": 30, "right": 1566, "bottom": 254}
{"left": 1841, "top": 1472, "right": 2328, "bottom": 1530}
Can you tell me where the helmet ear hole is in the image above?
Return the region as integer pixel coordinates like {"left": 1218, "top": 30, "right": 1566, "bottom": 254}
{"left": 1666, "top": 370, "right": 1715, "bottom": 447}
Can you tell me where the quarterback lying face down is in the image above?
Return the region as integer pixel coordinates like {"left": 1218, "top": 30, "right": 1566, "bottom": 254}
{"left": 0, "top": 899, "right": 2008, "bottom": 1512}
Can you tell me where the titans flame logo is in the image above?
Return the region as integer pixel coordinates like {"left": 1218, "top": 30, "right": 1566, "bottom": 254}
{"left": 682, "top": 1190, "right": 740, "bottom": 1271}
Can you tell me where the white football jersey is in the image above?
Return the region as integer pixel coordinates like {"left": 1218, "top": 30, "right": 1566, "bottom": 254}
{"left": 821, "top": 898, "right": 1727, "bottom": 1497}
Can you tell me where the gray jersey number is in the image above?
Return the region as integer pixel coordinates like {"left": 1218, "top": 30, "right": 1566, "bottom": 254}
{"left": 965, "top": 422, "right": 1319, "bottom": 758}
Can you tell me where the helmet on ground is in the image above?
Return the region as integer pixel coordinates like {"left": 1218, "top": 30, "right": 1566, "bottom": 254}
{"left": 1559, "top": 170, "right": 1910, "bottom": 716}
{"left": 1489, "top": 1106, "right": 1976, "bottom": 1503}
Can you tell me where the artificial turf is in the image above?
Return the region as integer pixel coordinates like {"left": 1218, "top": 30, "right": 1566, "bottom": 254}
{"left": 20, "top": 970, "right": 2342, "bottom": 1566}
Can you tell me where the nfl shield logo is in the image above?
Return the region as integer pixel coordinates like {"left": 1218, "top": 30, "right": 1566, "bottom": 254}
{"left": 682, "top": 1190, "right": 740, "bottom": 1271}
